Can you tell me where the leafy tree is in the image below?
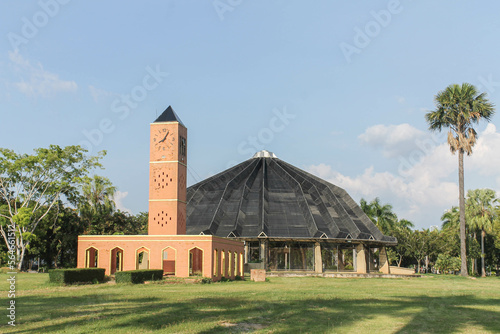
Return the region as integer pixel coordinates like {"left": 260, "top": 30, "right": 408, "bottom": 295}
{"left": 426, "top": 83, "right": 495, "bottom": 276}
{"left": 435, "top": 253, "right": 461, "bottom": 274}
{"left": 388, "top": 219, "right": 414, "bottom": 267}
{"left": 27, "top": 203, "right": 84, "bottom": 269}
{"left": 88, "top": 210, "right": 148, "bottom": 235}
{"left": 0, "top": 145, "right": 103, "bottom": 270}
{"left": 405, "top": 229, "right": 430, "bottom": 273}
{"left": 466, "top": 189, "right": 497, "bottom": 277}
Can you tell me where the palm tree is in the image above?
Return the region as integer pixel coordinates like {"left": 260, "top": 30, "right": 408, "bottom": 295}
{"left": 360, "top": 198, "right": 373, "bottom": 219}
{"left": 397, "top": 219, "right": 415, "bottom": 230}
{"left": 78, "top": 175, "right": 117, "bottom": 233}
{"left": 441, "top": 206, "right": 459, "bottom": 230}
{"left": 426, "top": 83, "right": 495, "bottom": 276}
{"left": 360, "top": 197, "right": 398, "bottom": 235}
{"left": 466, "top": 189, "right": 497, "bottom": 277}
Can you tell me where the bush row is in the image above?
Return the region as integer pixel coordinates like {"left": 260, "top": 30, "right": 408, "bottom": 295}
{"left": 115, "top": 269, "right": 163, "bottom": 284}
{"left": 49, "top": 268, "right": 105, "bottom": 284}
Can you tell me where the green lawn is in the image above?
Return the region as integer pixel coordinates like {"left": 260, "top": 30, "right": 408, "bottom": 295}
{"left": 1, "top": 273, "right": 499, "bottom": 333}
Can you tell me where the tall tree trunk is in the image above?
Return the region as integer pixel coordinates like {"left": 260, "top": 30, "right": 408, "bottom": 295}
{"left": 459, "top": 150, "right": 468, "bottom": 276}
{"left": 472, "top": 232, "right": 477, "bottom": 275}
{"left": 17, "top": 245, "right": 25, "bottom": 271}
{"left": 481, "top": 229, "right": 486, "bottom": 277}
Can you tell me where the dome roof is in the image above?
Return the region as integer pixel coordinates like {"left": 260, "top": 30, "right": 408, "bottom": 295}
{"left": 186, "top": 155, "right": 396, "bottom": 244}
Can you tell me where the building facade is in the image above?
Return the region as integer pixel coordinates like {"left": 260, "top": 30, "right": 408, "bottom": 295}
{"left": 77, "top": 107, "right": 244, "bottom": 280}
{"left": 185, "top": 150, "right": 397, "bottom": 274}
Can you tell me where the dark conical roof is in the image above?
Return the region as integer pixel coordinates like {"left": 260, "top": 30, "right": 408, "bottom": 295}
{"left": 186, "top": 151, "right": 396, "bottom": 244}
{"left": 154, "top": 106, "right": 185, "bottom": 127}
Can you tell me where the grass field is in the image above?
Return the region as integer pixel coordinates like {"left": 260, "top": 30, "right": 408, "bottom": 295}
{"left": 1, "top": 273, "right": 499, "bottom": 333}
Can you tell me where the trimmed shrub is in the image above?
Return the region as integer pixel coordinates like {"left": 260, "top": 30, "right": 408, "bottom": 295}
{"left": 201, "top": 277, "right": 213, "bottom": 284}
{"left": 115, "top": 269, "right": 163, "bottom": 284}
{"left": 49, "top": 268, "right": 105, "bottom": 284}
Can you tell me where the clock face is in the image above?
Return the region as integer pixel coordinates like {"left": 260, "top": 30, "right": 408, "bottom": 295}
{"left": 153, "top": 128, "right": 175, "bottom": 152}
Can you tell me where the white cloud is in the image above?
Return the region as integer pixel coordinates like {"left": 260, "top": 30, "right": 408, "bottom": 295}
{"left": 113, "top": 191, "right": 133, "bottom": 214}
{"left": 358, "top": 123, "right": 427, "bottom": 158}
{"left": 8, "top": 51, "right": 77, "bottom": 98}
{"left": 468, "top": 123, "right": 500, "bottom": 176}
{"left": 307, "top": 123, "right": 500, "bottom": 229}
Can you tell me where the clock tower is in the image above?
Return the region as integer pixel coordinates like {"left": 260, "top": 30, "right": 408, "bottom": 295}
{"left": 148, "top": 106, "right": 187, "bottom": 235}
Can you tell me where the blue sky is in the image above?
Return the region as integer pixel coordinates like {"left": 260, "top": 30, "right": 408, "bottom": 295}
{"left": 1, "top": 0, "right": 499, "bottom": 229}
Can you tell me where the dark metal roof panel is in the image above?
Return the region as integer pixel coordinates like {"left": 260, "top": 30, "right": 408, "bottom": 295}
{"left": 186, "top": 154, "right": 396, "bottom": 244}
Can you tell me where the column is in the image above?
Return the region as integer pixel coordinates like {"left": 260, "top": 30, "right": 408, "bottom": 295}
{"left": 379, "top": 247, "right": 390, "bottom": 274}
{"left": 356, "top": 244, "right": 368, "bottom": 274}
{"left": 244, "top": 242, "right": 249, "bottom": 263}
{"left": 337, "top": 248, "right": 345, "bottom": 271}
{"left": 314, "top": 242, "right": 322, "bottom": 273}
{"left": 259, "top": 239, "right": 268, "bottom": 270}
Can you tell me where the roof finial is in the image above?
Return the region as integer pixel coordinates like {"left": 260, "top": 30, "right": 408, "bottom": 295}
{"left": 252, "top": 150, "right": 277, "bottom": 158}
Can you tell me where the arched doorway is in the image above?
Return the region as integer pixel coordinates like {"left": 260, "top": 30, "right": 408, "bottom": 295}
{"left": 162, "top": 247, "right": 176, "bottom": 275}
{"left": 213, "top": 249, "right": 218, "bottom": 276}
{"left": 189, "top": 247, "right": 203, "bottom": 276}
{"left": 221, "top": 250, "right": 226, "bottom": 277}
{"left": 239, "top": 252, "right": 244, "bottom": 276}
{"left": 110, "top": 247, "right": 123, "bottom": 274}
{"left": 136, "top": 247, "right": 150, "bottom": 270}
{"left": 85, "top": 247, "right": 98, "bottom": 268}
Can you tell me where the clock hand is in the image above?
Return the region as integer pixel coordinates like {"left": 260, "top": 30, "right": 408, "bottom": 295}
{"left": 157, "top": 131, "right": 169, "bottom": 144}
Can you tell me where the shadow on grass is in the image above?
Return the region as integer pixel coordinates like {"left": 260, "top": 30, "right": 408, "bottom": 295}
{"left": 7, "top": 287, "right": 500, "bottom": 333}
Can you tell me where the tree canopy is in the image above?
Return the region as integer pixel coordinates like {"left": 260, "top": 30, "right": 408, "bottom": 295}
{"left": 0, "top": 145, "right": 104, "bottom": 269}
